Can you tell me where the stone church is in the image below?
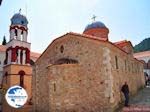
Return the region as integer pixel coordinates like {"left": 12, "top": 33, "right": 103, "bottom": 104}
{"left": 32, "top": 21, "right": 145, "bottom": 112}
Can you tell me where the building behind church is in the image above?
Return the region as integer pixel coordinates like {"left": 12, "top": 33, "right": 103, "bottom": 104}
{"left": 134, "top": 51, "right": 150, "bottom": 79}
{"left": 32, "top": 21, "right": 145, "bottom": 112}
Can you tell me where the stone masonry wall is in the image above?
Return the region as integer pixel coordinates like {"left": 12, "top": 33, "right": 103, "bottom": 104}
{"left": 105, "top": 42, "right": 145, "bottom": 108}
{"left": 33, "top": 34, "right": 145, "bottom": 112}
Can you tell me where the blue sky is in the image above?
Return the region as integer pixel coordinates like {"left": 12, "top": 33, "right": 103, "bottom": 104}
{"left": 0, "top": 0, "right": 150, "bottom": 53}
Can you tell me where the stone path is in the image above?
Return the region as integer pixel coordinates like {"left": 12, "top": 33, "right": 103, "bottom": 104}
{"left": 122, "top": 87, "right": 150, "bottom": 112}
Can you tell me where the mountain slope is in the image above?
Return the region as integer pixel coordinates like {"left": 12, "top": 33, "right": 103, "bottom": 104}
{"left": 134, "top": 37, "right": 150, "bottom": 53}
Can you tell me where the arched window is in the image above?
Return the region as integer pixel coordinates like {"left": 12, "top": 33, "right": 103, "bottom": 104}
{"left": 60, "top": 45, "right": 64, "bottom": 53}
{"left": 21, "top": 21, "right": 24, "bottom": 25}
{"left": 18, "top": 71, "right": 25, "bottom": 87}
{"left": 115, "top": 56, "right": 118, "bottom": 69}
{"left": 21, "top": 30, "right": 23, "bottom": 41}
{"left": 15, "top": 29, "right": 18, "bottom": 37}
{"left": 54, "top": 58, "right": 78, "bottom": 65}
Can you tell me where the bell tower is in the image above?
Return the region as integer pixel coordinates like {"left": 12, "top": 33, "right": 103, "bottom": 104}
{"left": 6, "top": 10, "right": 30, "bottom": 65}
{"left": 2, "top": 11, "right": 32, "bottom": 110}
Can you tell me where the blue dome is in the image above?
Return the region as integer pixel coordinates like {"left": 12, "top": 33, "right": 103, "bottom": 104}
{"left": 11, "top": 13, "right": 28, "bottom": 27}
{"left": 84, "top": 21, "right": 106, "bottom": 31}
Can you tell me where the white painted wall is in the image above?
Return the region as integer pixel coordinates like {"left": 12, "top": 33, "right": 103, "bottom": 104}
{"left": 135, "top": 55, "right": 150, "bottom": 76}
{"left": 0, "top": 51, "right": 6, "bottom": 84}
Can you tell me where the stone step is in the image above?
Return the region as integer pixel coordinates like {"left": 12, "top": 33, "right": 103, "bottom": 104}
{"left": 122, "top": 105, "right": 150, "bottom": 112}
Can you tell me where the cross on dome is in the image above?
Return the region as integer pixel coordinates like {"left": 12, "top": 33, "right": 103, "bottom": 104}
{"left": 19, "top": 8, "right": 21, "bottom": 14}
{"left": 91, "top": 15, "right": 97, "bottom": 22}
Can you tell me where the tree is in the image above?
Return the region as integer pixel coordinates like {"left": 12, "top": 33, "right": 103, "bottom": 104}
{"left": 0, "top": 0, "right": 2, "bottom": 6}
{"left": 2, "top": 36, "right": 7, "bottom": 45}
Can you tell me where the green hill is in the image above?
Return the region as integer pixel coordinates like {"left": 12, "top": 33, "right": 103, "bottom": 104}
{"left": 134, "top": 37, "right": 150, "bottom": 53}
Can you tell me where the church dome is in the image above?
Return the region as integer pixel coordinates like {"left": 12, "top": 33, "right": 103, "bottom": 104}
{"left": 83, "top": 21, "right": 109, "bottom": 41}
{"left": 84, "top": 21, "right": 106, "bottom": 32}
{"left": 11, "top": 13, "right": 28, "bottom": 27}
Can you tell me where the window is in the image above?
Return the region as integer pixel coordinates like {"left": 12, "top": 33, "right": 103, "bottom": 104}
{"left": 54, "top": 58, "right": 78, "bottom": 65}
{"left": 21, "top": 30, "right": 23, "bottom": 41}
{"left": 132, "top": 63, "right": 134, "bottom": 73}
{"left": 15, "top": 29, "right": 18, "bottom": 36}
{"left": 128, "top": 62, "right": 130, "bottom": 72}
{"left": 20, "top": 74, "right": 24, "bottom": 87}
{"left": 115, "top": 56, "right": 118, "bottom": 69}
{"left": 18, "top": 71, "right": 25, "bottom": 87}
{"left": 54, "top": 83, "right": 56, "bottom": 92}
{"left": 21, "top": 21, "right": 24, "bottom": 24}
{"left": 125, "top": 60, "right": 127, "bottom": 71}
{"left": 60, "top": 45, "right": 64, "bottom": 53}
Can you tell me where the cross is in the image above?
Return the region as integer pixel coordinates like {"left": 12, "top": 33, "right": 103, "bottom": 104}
{"left": 19, "top": 8, "right": 21, "bottom": 13}
{"left": 91, "top": 15, "right": 97, "bottom": 22}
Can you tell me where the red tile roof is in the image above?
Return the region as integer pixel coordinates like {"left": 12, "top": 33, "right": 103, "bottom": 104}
{"left": 0, "top": 45, "right": 6, "bottom": 52}
{"left": 70, "top": 32, "right": 108, "bottom": 41}
{"left": 114, "top": 40, "right": 132, "bottom": 49}
{"left": 30, "top": 52, "right": 41, "bottom": 58}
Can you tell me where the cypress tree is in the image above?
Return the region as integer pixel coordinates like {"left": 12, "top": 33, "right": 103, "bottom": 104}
{"left": 0, "top": 0, "right": 2, "bottom": 6}
{"left": 2, "top": 36, "right": 7, "bottom": 45}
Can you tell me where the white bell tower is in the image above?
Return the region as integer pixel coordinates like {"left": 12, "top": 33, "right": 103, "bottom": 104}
{"left": 2, "top": 11, "right": 32, "bottom": 112}
{"left": 4, "top": 10, "right": 31, "bottom": 65}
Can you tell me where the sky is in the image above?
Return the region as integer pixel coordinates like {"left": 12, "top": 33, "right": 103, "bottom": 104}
{"left": 0, "top": 0, "right": 150, "bottom": 53}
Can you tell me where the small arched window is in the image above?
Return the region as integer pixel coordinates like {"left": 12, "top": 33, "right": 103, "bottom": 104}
{"left": 115, "top": 56, "right": 118, "bottom": 69}
{"left": 21, "top": 21, "right": 24, "bottom": 25}
{"left": 21, "top": 30, "right": 24, "bottom": 41}
{"left": 21, "top": 30, "right": 23, "bottom": 34}
{"left": 18, "top": 71, "right": 25, "bottom": 87}
{"left": 60, "top": 45, "right": 64, "bottom": 53}
{"left": 54, "top": 58, "right": 78, "bottom": 65}
{"left": 15, "top": 29, "right": 18, "bottom": 36}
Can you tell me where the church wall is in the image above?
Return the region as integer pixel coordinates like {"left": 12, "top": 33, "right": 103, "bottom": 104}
{"left": 105, "top": 42, "right": 145, "bottom": 108}
{"left": 33, "top": 35, "right": 112, "bottom": 111}
{"left": 32, "top": 63, "right": 50, "bottom": 112}
{"left": 0, "top": 52, "right": 5, "bottom": 71}
{"left": 47, "top": 63, "right": 110, "bottom": 112}
{"left": 33, "top": 34, "right": 145, "bottom": 112}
